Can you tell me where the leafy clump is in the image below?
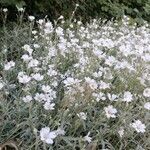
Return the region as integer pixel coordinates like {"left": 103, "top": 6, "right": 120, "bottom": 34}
{"left": 0, "top": 14, "right": 150, "bottom": 149}
{"left": 1, "top": 0, "right": 150, "bottom": 24}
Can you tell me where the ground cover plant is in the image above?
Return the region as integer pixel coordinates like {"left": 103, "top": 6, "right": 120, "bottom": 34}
{"left": 0, "top": 9, "right": 150, "bottom": 150}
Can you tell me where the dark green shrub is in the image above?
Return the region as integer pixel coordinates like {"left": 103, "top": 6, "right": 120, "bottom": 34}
{"left": 1, "top": 0, "right": 150, "bottom": 23}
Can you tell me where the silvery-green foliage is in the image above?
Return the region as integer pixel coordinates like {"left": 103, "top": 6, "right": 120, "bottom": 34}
{"left": 0, "top": 15, "right": 150, "bottom": 150}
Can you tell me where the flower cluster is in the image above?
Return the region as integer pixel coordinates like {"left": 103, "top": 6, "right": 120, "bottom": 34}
{"left": 0, "top": 15, "right": 150, "bottom": 149}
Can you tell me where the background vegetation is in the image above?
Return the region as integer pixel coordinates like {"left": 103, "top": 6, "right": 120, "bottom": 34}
{"left": 1, "top": 0, "right": 150, "bottom": 23}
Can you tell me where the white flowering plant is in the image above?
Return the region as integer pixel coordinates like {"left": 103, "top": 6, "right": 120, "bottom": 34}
{"left": 0, "top": 13, "right": 150, "bottom": 149}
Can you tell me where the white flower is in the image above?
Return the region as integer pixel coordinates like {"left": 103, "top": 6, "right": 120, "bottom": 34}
{"left": 84, "top": 132, "right": 92, "bottom": 143}
{"left": 42, "top": 85, "right": 51, "bottom": 93}
{"left": 85, "top": 77, "right": 97, "bottom": 90}
{"left": 40, "top": 88, "right": 56, "bottom": 101}
{"left": 93, "top": 71, "right": 102, "bottom": 78}
{"left": 77, "top": 112, "right": 87, "bottom": 120}
{"left": 34, "top": 93, "right": 45, "bottom": 102}
{"left": 105, "top": 56, "right": 116, "bottom": 66}
{"left": 17, "top": 72, "right": 31, "bottom": 84}
{"left": 104, "top": 105, "right": 117, "bottom": 118}
{"left": 22, "top": 45, "right": 33, "bottom": 55}
{"left": 28, "top": 16, "right": 35, "bottom": 21}
{"left": 4, "top": 61, "right": 15, "bottom": 70}
{"left": 118, "top": 127, "right": 124, "bottom": 138}
{"left": 33, "top": 44, "right": 40, "bottom": 48}
{"left": 143, "top": 88, "right": 150, "bottom": 97}
{"left": 37, "top": 19, "right": 44, "bottom": 25}
{"left": 48, "top": 48, "right": 56, "bottom": 58}
{"left": 17, "top": 7, "right": 24, "bottom": 12}
{"left": 99, "top": 81, "right": 110, "bottom": 89}
{"left": 47, "top": 69, "right": 57, "bottom": 77}
{"left": 76, "top": 3, "right": 79, "bottom": 7}
{"left": 44, "top": 22, "right": 53, "bottom": 34}
{"left": 93, "top": 49, "right": 104, "bottom": 58}
{"left": 130, "top": 120, "right": 146, "bottom": 133}
{"left": 144, "top": 102, "right": 150, "bottom": 110}
{"left": 77, "top": 21, "right": 82, "bottom": 25}
{"left": 18, "top": 75, "right": 31, "bottom": 84}
{"left": 92, "top": 92, "right": 106, "bottom": 102}
{"left": 21, "top": 54, "right": 32, "bottom": 62}
{"left": 32, "top": 30, "right": 37, "bottom": 35}
{"left": 107, "top": 93, "right": 118, "bottom": 101}
{"left": 56, "top": 27, "right": 64, "bottom": 36}
{"left": 122, "top": 91, "right": 133, "bottom": 102}
{"left": 70, "top": 24, "right": 73, "bottom": 28}
{"left": 58, "top": 15, "right": 64, "bottom": 20}
{"left": 22, "top": 95, "right": 32, "bottom": 103}
{"left": 3, "top": 8, "right": 8, "bottom": 12}
{"left": 142, "top": 53, "right": 150, "bottom": 62}
{"left": 45, "top": 22, "right": 53, "bottom": 33}
{"left": 44, "top": 102, "right": 55, "bottom": 110}
{"left": 51, "top": 81, "right": 58, "bottom": 87}
{"left": 0, "top": 82, "right": 4, "bottom": 90}
{"left": 28, "top": 59, "right": 39, "bottom": 68}
{"left": 104, "top": 69, "right": 113, "bottom": 80}
{"left": 40, "top": 127, "right": 57, "bottom": 144}
{"left": 55, "top": 128, "right": 65, "bottom": 136}
{"left": 64, "top": 77, "right": 81, "bottom": 86}
{"left": 32, "top": 73, "right": 44, "bottom": 81}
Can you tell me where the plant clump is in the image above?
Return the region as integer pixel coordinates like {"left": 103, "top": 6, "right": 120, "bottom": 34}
{"left": 0, "top": 13, "right": 150, "bottom": 149}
